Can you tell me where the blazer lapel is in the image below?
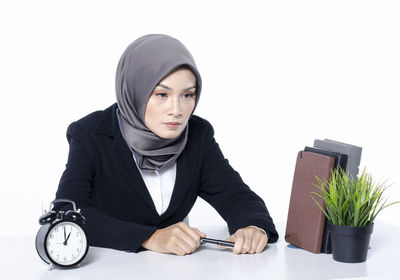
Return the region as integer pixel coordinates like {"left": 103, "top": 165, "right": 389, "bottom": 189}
{"left": 94, "top": 103, "right": 158, "bottom": 216}
{"left": 111, "top": 133, "right": 159, "bottom": 215}
{"left": 160, "top": 137, "right": 199, "bottom": 220}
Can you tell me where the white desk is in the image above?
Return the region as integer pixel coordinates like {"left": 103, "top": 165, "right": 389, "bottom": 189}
{"left": 2, "top": 221, "right": 399, "bottom": 280}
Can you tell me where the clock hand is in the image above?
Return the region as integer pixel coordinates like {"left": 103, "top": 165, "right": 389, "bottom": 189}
{"left": 63, "top": 226, "right": 68, "bottom": 245}
{"left": 66, "top": 231, "right": 72, "bottom": 244}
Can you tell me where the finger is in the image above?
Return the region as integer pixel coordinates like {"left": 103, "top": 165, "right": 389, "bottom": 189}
{"left": 180, "top": 230, "right": 201, "bottom": 251}
{"left": 250, "top": 234, "right": 262, "bottom": 254}
{"left": 176, "top": 223, "right": 202, "bottom": 249}
{"left": 240, "top": 229, "right": 254, "bottom": 254}
{"left": 193, "top": 228, "right": 207, "bottom": 238}
{"left": 164, "top": 233, "right": 188, "bottom": 256}
{"left": 169, "top": 225, "right": 198, "bottom": 253}
{"left": 170, "top": 244, "right": 186, "bottom": 256}
{"left": 250, "top": 228, "right": 265, "bottom": 254}
{"left": 193, "top": 228, "right": 207, "bottom": 248}
{"left": 179, "top": 223, "right": 203, "bottom": 244}
{"left": 256, "top": 235, "right": 268, "bottom": 254}
{"left": 225, "top": 235, "right": 235, "bottom": 242}
{"left": 174, "top": 238, "right": 195, "bottom": 255}
{"left": 233, "top": 230, "right": 245, "bottom": 255}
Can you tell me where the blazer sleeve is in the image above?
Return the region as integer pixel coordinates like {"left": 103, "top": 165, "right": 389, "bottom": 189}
{"left": 198, "top": 123, "right": 279, "bottom": 243}
{"left": 55, "top": 121, "right": 157, "bottom": 253}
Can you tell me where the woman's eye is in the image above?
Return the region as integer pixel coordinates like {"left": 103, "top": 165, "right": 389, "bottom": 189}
{"left": 184, "top": 93, "right": 196, "bottom": 99}
{"left": 156, "top": 93, "right": 167, "bottom": 98}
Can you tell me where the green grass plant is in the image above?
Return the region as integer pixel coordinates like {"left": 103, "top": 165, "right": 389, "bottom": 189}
{"left": 312, "top": 167, "right": 399, "bottom": 227}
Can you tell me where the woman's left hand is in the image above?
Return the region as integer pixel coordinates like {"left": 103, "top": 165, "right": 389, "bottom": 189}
{"left": 220, "top": 226, "right": 268, "bottom": 254}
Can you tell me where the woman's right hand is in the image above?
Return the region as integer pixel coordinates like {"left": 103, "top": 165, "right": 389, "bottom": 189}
{"left": 141, "top": 222, "right": 206, "bottom": 256}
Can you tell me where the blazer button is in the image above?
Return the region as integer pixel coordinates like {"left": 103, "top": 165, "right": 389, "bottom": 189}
{"left": 151, "top": 171, "right": 157, "bottom": 175}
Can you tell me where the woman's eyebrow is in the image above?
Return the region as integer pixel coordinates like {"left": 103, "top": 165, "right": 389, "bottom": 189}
{"left": 157, "top": 83, "right": 196, "bottom": 91}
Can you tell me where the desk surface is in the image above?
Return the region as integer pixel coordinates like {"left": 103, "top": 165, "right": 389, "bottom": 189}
{"left": 2, "top": 221, "right": 400, "bottom": 280}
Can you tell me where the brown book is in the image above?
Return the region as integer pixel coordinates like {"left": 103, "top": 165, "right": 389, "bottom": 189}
{"left": 285, "top": 151, "right": 335, "bottom": 253}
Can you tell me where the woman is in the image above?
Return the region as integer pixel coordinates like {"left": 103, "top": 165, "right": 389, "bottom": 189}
{"left": 55, "top": 34, "right": 278, "bottom": 256}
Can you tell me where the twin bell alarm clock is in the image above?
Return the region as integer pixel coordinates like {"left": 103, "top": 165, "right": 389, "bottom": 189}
{"left": 35, "top": 199, "right": 89, "bottom": 268}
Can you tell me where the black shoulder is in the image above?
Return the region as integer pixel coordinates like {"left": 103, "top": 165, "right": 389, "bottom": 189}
{"left": 189, "top": 115, "right": 213, "bottom": 131}
{"left": 66, "top": 103, "right": 116, "bottom": 138}
{"left": 73, "top": 111, "right": 102, "bottom": 129}
{"left": 188, "top": 115, "right": 215, "bottom": 142}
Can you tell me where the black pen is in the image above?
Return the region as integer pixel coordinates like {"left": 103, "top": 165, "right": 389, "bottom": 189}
{"left": 200, "top": 237, "right": 235, "bottom": 248}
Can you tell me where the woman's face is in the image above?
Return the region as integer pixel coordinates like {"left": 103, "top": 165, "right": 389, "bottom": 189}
{"left": 144, "top": 67, "right": 197, "bottom": 139}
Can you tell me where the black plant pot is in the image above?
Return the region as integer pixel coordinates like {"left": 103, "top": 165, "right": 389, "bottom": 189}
{"left": 327, "top": 222, "right": 374, "bottom": 263}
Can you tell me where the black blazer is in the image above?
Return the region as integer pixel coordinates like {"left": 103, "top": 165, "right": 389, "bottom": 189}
{"left": 55, "top": 103, "right": 278, "bottom": 252}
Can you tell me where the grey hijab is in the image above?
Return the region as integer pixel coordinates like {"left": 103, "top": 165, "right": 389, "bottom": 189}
{"left": 115, "top": 34, "right": 202, "bottom": 170}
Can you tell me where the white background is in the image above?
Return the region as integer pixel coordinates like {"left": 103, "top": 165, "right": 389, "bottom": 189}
{"left": 1, "top": 0, "right": 399, "bottom": 236}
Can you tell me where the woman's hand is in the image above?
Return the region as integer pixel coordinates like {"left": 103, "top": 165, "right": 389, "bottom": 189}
{"left": 141, "top": 222, "right": 206, "bottom": 256}
{"left": 221, "top": 226, "right": 268, "bottom": 254}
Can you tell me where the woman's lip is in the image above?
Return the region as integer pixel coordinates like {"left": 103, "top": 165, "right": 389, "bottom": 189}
{"left": 164, "top": 123, "right": 181, "bottom": 129}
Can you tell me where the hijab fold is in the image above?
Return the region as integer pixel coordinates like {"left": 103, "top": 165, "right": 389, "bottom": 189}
{"left": 115, "top": 34, "right": 202, "bottom": 170}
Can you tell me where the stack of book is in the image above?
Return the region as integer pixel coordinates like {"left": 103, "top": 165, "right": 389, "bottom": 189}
{"left": 285, "top": 139, "right": 362, "bottom": 254}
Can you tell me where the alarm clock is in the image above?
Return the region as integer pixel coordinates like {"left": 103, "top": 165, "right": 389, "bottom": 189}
{"left": 35, "top": 199, "right": 89, "bottom": 268}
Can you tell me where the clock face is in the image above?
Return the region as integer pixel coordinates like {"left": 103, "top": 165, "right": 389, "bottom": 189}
{"left": 45, "top": 221, "right": 88, "bottom": 266}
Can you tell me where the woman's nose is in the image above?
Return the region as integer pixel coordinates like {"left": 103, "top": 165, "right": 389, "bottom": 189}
{"left": 169, "top": 98, "right": 182, "bottom": 116}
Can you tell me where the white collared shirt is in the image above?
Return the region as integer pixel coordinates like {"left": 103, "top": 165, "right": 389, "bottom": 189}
{"left": 131, "top": 154, "right": 176, "bottom": 216}
{"left": 131, "top": 153, "right": 190, "bottom": 225}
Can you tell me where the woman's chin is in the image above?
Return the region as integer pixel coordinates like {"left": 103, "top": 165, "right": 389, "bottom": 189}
{"left": 156, "top": 129, "right": 183, "bottom": 139}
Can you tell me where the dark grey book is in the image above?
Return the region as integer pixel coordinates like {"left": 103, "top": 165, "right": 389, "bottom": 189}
{"left": 313, "top": 139, "right": 362, "bottom": 180}
{"left": 304, "top": 146, "right": 348, "bottom": 173}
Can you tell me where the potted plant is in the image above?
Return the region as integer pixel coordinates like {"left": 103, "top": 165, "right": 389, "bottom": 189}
{"left": 312, "top": 167, "right": 399, "bottom": 263}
